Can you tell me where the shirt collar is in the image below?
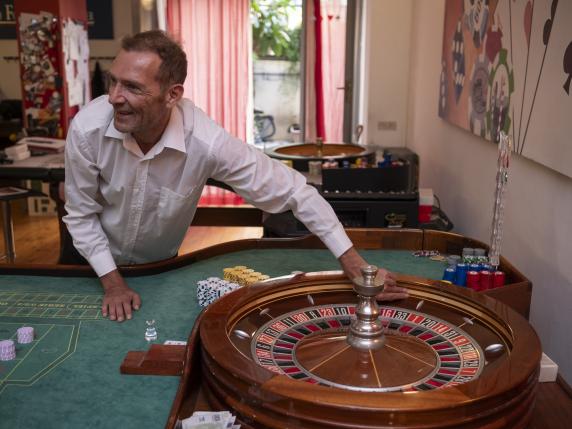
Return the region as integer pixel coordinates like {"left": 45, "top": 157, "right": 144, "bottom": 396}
{"left": 104, "top": 118, "right": 124, "bottom": 140}
{"left": 161, "top": 106, "right": 186, "bottom": 153}
{"left": 103, "top": 107, "right": 187, "bottom": 157}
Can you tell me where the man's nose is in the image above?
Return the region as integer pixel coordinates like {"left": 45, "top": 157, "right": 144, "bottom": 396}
{"left": 108, "top": 84, "right": 126, "bottom": 105}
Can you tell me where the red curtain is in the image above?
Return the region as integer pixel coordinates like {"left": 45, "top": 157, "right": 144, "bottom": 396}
{"left": 305, "top": 0, "right": 347, "bottom": 143}
{"left": 167, "top": 0, "right": 250, "bottom": 140}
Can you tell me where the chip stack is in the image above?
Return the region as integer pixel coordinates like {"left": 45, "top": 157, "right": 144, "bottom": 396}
{"left": 196, "top": 266, "right": 272, "bottom": 306}
{"left": 480, "top": 270, "right": 493, "bottom": 290}
{"left": 493, "top": 271, "right": 506, "bottom": 288}
{"left": 0, "top": 339, "right": 16, "bottom": 361}
{"left": 223, "top": 266, "right": 246, "bottom": 282}
{"left": 223, "top": 266, "right": 269, "bottom": 286}
{"left": 466, "top": 271, "right": 480, "bottom": 291}
{"left": 322, "top": 159, "right": 338, "bottom": 169}
{"left": 480, "top": 263, "right": 493, "bottom": 272}
{"left": 244, "top": 273, "right": 270, "bottom": 286}
{"left": 461, "top": 247, "right": 489, "bottom": 266}
{"left": 196, "top": 277, "right": 241, "bottom": 307}
{"left": 308, "top": 160, "right": 322, "bottom": 176}
{"left": 442, "top": 267, "right": 456, "bottom": 283}
{"left": 17, "top": 326, "right": 34, "bottom": 344}
{"left": 446, "top": 254, "right": 461, "bottom": 268}
{"left": 412, "top": 250, "right": 441, "bottom": 258}
{"left": 455, "top": 263, "right": 468, "bottom": 286}
{"left": 469, "top": 263, "right": 481, "bottom": 272}
{"left": 223, "top": 267, "right": 236, "bottom": 281}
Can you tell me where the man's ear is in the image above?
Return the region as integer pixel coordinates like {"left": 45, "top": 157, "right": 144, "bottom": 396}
{"left": 166, "top": 84, "right": 184, "bottom": 107}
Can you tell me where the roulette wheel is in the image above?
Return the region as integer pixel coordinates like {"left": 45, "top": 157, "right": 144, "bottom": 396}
{"left": 265, "top": 142, "right": 375, "bottom": 171}
{"left": 192, "top": 267, "right": 541, "bottom": 428}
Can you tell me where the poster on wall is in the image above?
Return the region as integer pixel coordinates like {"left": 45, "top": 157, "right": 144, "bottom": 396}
{"left": 439, "top": 0, "right": 572, "bottom": 178}
{"left": 18, "top": 12, "right": 63, "bottom": 136}
{"left": 0, "top": 0, "right": 113, "bottom": 39}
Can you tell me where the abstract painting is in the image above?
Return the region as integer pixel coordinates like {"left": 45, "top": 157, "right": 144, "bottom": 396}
{"left": 439, "top": 0, "right": 572, "bottom": 178}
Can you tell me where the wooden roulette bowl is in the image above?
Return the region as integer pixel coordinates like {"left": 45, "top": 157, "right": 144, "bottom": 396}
{"left": 265, "top": 143, "right": 375, "bottom": 171}
{"left": 191, "top": 271, "right": 541, "bottom": 428}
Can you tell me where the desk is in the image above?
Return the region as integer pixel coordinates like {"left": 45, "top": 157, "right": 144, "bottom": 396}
{"left": 0, "top": 229, "right": 536, "bottom": 428}
{"left": 0, "top": 153, "right": 65, "bottom": 181}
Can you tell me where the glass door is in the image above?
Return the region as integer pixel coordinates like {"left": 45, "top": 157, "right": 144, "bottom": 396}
{"left": 250, "top": 0, "right": 363, "bottom": 145}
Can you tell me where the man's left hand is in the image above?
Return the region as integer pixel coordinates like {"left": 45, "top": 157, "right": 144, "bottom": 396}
{"left": 338, "top": 247, "right": 409, "bottom": 301}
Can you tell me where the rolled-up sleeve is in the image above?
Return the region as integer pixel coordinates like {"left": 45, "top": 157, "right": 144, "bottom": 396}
{"left": 63, "top": 122, "right": 117, "bottom": 276}
{"left": 209, "top": 129, "right": 353, "bottom": 258}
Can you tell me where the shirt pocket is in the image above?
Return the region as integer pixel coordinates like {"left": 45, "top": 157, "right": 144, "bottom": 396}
{"left": 157, "top": 186, "right": 197, "bottom": 221}
{"left": 156, "top": 186, "right": 198, "bottom": 254}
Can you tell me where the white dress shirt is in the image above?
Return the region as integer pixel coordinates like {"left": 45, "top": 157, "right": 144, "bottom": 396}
{"left": 63, "top": 95, "right": 353, "bottom": 277}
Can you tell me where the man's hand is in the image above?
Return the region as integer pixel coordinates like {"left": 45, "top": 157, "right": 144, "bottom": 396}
{"left": 100, "top": 269, "right": 141, "bottom": 322}
{"left": 338, "top": 247, "right": 409, "bottom": 302}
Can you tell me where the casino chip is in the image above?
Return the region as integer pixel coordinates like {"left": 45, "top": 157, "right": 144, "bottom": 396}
{"left": 464, "top": 0, "right": 490, "bottom": 48}
{"left": 17, "top": 326, "right": 34, "bottom": 344}
{"left": 197, "top": 277, "right": 241, "bottom": 307}
{"left": 486, "top": 49, "right": 514, "bottom": 143}
{"left": 468, "top": 53, "right": 491, "bottom": 137}
{"left": 451, "top": 20, "right": 466, "bottom": 103}
{"left": 412, "top": 250, "right": 440, "bottom": 258}
{"left": 197, "top": 267, "right": 271, "bottom": 307}
{"left": 0, "top": 339, "right": 16, "bottom": 361}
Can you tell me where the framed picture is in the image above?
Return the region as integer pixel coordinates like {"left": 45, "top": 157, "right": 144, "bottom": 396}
{"left": 0, "top": 0, "right": 16, "bottom": 39}
{"left": 87, "top": 0, "right": 114, "bottom": 40}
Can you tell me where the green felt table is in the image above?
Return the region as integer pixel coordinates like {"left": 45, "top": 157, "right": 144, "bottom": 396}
{"left": 0, "top": 248, "right": 446, "bottom": 429}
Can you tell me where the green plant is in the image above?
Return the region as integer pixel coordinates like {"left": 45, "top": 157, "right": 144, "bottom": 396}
{"left": 251, "top": 0, "right": 301, "bottom": 62}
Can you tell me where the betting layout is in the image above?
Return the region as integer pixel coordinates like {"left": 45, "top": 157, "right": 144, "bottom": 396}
{"left": 0, "top": 291, "right": 104, "bottom": 394}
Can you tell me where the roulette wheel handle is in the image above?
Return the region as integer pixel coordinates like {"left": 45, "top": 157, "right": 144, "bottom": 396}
{"left": 347, "top": 265, "right": 386, "bottom": 351}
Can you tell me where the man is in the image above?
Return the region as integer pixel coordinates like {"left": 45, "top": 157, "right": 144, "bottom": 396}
{"left": 64, "top": 31, "right": 407, "bottom": 323}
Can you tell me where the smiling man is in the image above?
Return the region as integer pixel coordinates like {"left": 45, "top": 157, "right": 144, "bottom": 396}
{"left": 63, "top": 31, "right": 407, "bottom": 323}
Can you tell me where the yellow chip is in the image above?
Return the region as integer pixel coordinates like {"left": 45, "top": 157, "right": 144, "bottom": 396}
{"left": 245, "top": 275, "right": 262, "bottom": 286}
{"left": 223, "top": 268, "right": 235, "bottom": 280}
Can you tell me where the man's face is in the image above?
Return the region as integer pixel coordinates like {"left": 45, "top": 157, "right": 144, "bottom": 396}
{"left": 107, "top": 50, "right": 169, "bottom": 138}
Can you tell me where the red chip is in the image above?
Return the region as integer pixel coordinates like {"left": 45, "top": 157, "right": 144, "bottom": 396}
{"left": 493, "top": 271, "right": 506, "bottom": 288}
{"left": 480, "top": 271, "right": 493, "bottom": 290}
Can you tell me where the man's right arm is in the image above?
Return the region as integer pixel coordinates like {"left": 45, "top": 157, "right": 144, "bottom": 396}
{"left": 63, "top": 122, "right": 140, "bottom": 321}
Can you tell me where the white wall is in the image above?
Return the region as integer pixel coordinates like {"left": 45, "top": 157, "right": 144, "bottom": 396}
{"left": 364, "top": 0, "right": 412, "bottom": 147}
{"left": 400, "top": 0, "right": 572, "bottom": 383}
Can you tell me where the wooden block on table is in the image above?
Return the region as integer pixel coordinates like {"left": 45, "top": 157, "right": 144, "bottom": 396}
{"left": 120, "top": 344, "right": 186, "bottom": 376}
